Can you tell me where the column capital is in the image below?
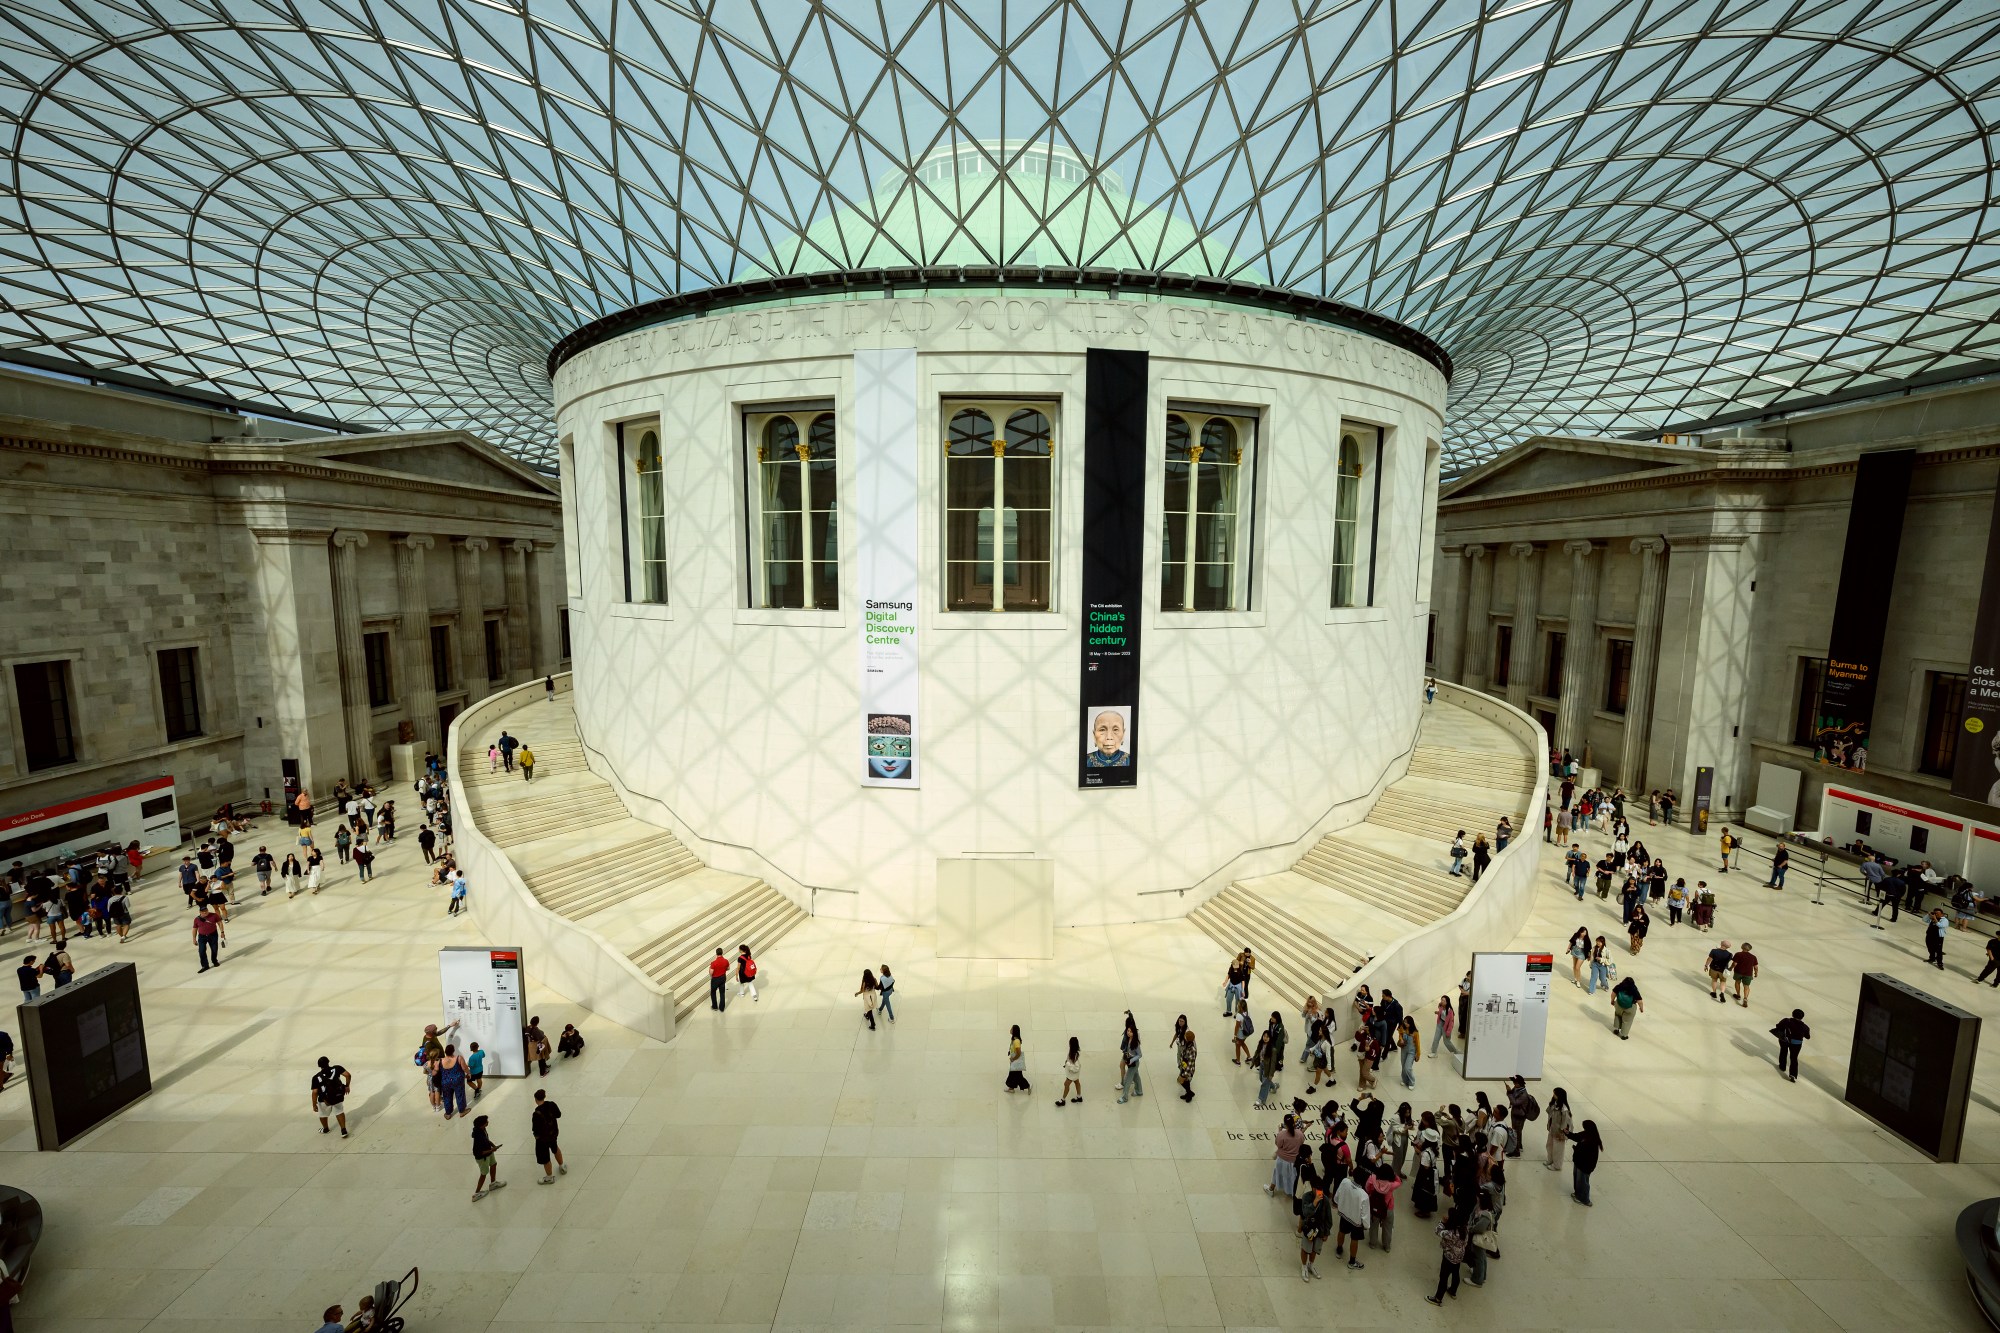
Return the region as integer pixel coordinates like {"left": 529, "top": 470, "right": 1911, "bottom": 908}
{"left": 454, "top": 535, "right": 490, "bottom": 553}
{"left": 330, "top": 529, "right": 369, "bottom": 550}
{"left": 399, "top": 533, "right": 435, "bottom": 551}
{"left": 1464, "top": 543, "right": 1490, "bottom": 561}
{"left": 1563, "top": 539, "right": 1600, "bottom": 557}
{"left": 507, "top": 538, "right": 536, "bottom": 555}
{"left": 1630, "top": 536, "right": 1668, "bottom": 556}
{"left": 1509, "top": 541, "right": 1540, "bottom": 558}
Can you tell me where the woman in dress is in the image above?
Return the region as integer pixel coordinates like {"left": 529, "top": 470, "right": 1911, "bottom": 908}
{"left": 1057, "top": 1036, "right": 1082, "bottom": 1107}
{"left": 281, "top": 852, "right": 304, "bottom": 898}
{"left": 1543, "top": 1086, "right": 1572, "bottom": 1171}
{"left": 1304, "top": 1019, "right": 1332, "bottom": 1094}
{"left": 1177, "top": 1030, "right": 1198, "bottom": 1102}
{"left": 1267, "top": 1111, "right": 1305, "bottom": 1199}
{"left": 1003, "top": 1024, "right": 1030, "bottom": 1094}
{"left": 1390, "top": 1102, "right": 1415, "bottom": 1177}
{"left": 1567, "top": 927, "right": 1591, "bottom": 986}
{"left": 856, "top": 969, "right": 879, "bottom": 1030}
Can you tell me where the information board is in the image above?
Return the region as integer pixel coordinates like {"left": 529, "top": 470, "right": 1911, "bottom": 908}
{"left": 1463, "top": 951, "right": 1553, "bottom": 1079}
{"left": 438, "top": 947, "right": 526, "bottom": 1078}
{"left": 1845, "top": 972, "right": 1979, "bottom": 1161}
{"left": 21, "top": 961, "right": 150, "bottom": 1150}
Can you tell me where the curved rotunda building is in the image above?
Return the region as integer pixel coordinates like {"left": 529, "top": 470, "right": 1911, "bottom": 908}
{"left": 552, "top": 147, "right": 1450, "bottom": 929}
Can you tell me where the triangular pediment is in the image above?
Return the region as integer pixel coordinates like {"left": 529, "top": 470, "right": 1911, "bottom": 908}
{"left": 297, "top": 431, "right": 557, "bottom": 495}
{"left": 1444, "top": 436, "right": 1700, "bottom": 500}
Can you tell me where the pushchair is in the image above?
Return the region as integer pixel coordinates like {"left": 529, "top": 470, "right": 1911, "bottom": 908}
{"left": 358, "top": 1267, "right": 419, "bottom": 1331}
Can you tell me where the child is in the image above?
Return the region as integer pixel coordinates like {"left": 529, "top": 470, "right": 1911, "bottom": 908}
{"left": 470, "top": 1114, "right": 504, "bottom": 1202}
{"left": 557, "top": 1024, "right": 584, "bottom": 1059}
{"left": 466, "top": 1042, "right": 485, "bottom": 1100}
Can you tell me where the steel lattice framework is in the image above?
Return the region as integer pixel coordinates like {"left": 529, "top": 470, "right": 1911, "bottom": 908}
{"left": 2, "top": 1, "right": 1997, "bottom": 468}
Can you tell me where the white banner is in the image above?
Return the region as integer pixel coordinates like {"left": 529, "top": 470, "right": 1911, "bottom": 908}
{"left": 1464, "top": 950, "right": 1553, "bottom": 1079}
{"left": 438, "top": 946, "right": 527, "bottom": 1078}
{"left": 854, "top": 347, "right": 921, "bottom": 788}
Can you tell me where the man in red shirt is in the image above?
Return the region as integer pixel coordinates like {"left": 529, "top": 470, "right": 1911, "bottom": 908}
{"left": 192, "top": 906, "right": 224, "bottom": 971}
{"left": 708, "top": 948, "right": 729, "bottom": 1012}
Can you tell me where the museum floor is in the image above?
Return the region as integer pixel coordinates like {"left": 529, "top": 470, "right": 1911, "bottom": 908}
{"left": 10, "top": 772, "right": 2000, "bottom": 1332}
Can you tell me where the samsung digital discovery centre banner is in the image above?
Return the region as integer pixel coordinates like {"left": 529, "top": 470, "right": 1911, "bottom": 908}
{"left": 854, "top": 348, "right": 922, "bottom": 787}
{"left": 1079, "top": 348, "right": 1149, "bottom": 788}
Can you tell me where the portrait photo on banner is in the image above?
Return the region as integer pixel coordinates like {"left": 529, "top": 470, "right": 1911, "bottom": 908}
{"left": 1084, "top": 704, "right": 1133, "bottom": 768}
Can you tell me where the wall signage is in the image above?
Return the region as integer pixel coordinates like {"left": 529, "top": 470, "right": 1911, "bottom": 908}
{"left": 1078, "top": 347, "right": 1148, "bottom": 788}
{"left": 1815, "top": 449, "right": 1916, "bottom": 771}
{"left": 853, "top": 347, "right": 923, "bottom": 787}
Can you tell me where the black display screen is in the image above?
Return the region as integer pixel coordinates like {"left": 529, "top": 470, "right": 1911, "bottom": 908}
{"left": 23, "top": 961, "right": 151, "bottom": 1150}
{"left": 1844, "top": 972, "right": 1979, "bottom": 1161}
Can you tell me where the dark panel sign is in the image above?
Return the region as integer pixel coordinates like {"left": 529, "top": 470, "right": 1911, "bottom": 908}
{"left": 21, "top": 961, "right": 151, "bottom": 1150}
{"left": 1845, "top": 972, "right": 1979, "bottom": 1161}
{"left": 1953, "top": 482, "right": 2000, "bottom": 805}
{"left": 1815, "top": 449, "right": 1915, "bottom": 771}
{"left": 1079, "top": 348, "right": 1148, "bottom": 788}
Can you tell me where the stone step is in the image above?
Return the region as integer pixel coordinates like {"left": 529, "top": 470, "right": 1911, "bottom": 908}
{"left": 1291, "top": 858, "right": 1443, "bottom": 925}
{"left": 634, "top": 881, "right": 796, "bottom": 977}
{"left": 541, "top": 850, "right": 704, "bottom": 920}
{"left": 1188, "top": 898, "right": 1331, "bottom": 1015}
{"left": 485, "top": 801, "right": 626, "bottom": 848}
{"left": 516, "top": 831, "right": 685, "bottom": 892}
{"left": 1190, "top": 888, "right": 1365, "bottom": 1010}
{"left": 1298, "top": 841, "right": 1463, "bottom": 912}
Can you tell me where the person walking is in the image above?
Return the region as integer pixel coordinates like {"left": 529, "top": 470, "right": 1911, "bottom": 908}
{"left": 1253, "top": 1028, "right": 1279, "bottom": 1104}
{"left": 1705, "top": 940, "right": 1733, "bottom": 1002}
{"left": 280, "top": 853, "right": 303, "bottom": 898}
{"left": 15, "top": 955, "right": 38, "bottom": 1004}
{"left": 1570, "top": 1119, "right": 1603, "bottom": 1205}
{"left": 1003, "top": 1024, "right": 1030, "bottom": 1094}
{"left": 532, "top": 1089, "right": 566, "bottom": 1182}
{"left": 1057, "top": 1036, "right": 1082, "bottom": 1106}
{"left": 1333, "top": 1163, "right": 1370, "bottom": 1270}
{"left": 1396, "top": 1016, "right": 1420, "bottom": 1088}
{"left": 192, "top": 904, "right": 223, "bottom": 971}
{"left": 1979, "top": 934, "right": 2000, "bottom": 987}
{"left": 856, "top": 969, "right": 879, "bottom": 1029}
{"left": 876, "top": 964, "right": 895, "bottom": 1021}
{"left": 418, "top": 826, "right": 438, "bottom": 865}
{"left": 1426, "top": 1216, "right": 1468, "bottom": 1304}
{"left": 1449, "top": 830, "right": 1468, "bottom": 877}
{"left": 1567, "top": 928, "right": 1590, "bottom": 986}
{"left": 1773, "top": 1008, "right": 1811, "bottom": 1081}
{"left": 1584, "top": 935, "right": 1610, "bottom": 995}
{"left": 1731, "top": 941, "right": 1759, "bottom": 1006}
{"left": 735, "top": 944, "right": 759, "bottom": 1002}
{"left": 1470, "top": 835, "right": 1491, "bottom": 884}
{"left": 1177, "top": 1029, "right": 1198, "bottom": 1102}
{"left": 1926, "top": 909, "right": 1949, "bottom": 968}
{"left": 1119, "top": 1020, "right": 1145, "bottom": 1103}
{"left": 1432, "top": 994, "right": 1458, "bottom": 1057}
{"left": 1424, "top": 677, "right": 1437, "bottom": 706}
{"left": 107, "top": 884, "right": 132, "bottom": 942}
{"left": 1542, "top": 1087, "right": 1572, "bottom": 1170}
{"left": 488, "top": 742, "right": 501, "bottom": 773}
{"left": 497, "top": 731, "right": 518, "bottom": 772}
{"left": 1610, "top": 976, "right": 1643, "bottom": 1039}
{"left": 520, "top": 745, "right": 536, "bottom": 782}
{"left": 545, "top": 674, "right": 556, "bottom": 704}
{"left": 348, "top": 841, "right": 371, "bottom": 885}
{"left": 251, "top": 845, "right": 276, "bottom": 894}
{"left": 709, "top": 949, "right": 730, "bottom": 1011}
{"left": 1627, "top": 902, "right": 1651, "bottom": 955}
{"left": 311, "top": 1056, "right": 351, "bottom": 1137}
{"left": 1766, "top": 843, "right": 1790, "bottom": 889}
{"left": 469, "top": 1114, "right": 505, "bottom": 1202}
{"left": 1232, "top": 999, "right": 1254, "bottom": 1065}
{"left": 1297, "top": 1171, "right": 1332, "bottom": 1280}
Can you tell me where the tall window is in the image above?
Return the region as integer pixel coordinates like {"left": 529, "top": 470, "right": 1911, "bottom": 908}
{"left": 746, "top": 409, "right": 838, "bottom": 609}
{"left": 1603, "top": 639, "right": 1634, "bottom": 714}
{"left": 484, "top": 620, "right": 503, "bottom": 682}
{"left": 1541, "top": 631, "right": 1566, "bottom": 698}
{"left": 14, "top": 660, "right": 77, "bottom": 770}
{"left": 1493, "top": 625, "right": 1513, "bottom": 688}
{"left": 559, "top": 609, "right": 571, "bottom": 661}
{"left": 1328, "top": 422, "right": 1376, "bottom": 604}
{"left": 157, "top": 647, "right": 202, "bottom": 741}
{"left": 625, "top": 423, "right": 667, "bottom": 604}
{"left": 1161, "top": 408, "right": 1256, "bottom": 612}
{"left": 1792, "top": 656, "right": 1826, "bottom": 747}
{"left": 364, "top": 632, "right": 394, "bottom": 707}
{"left": 1920, "top": 671, "right": 1967, "bottom": 777}
{"left": 430, "top": 625, "right": 454, "bottom": 692}
{"left": 944, "top": 401, "right": 1055, "bottom": 612}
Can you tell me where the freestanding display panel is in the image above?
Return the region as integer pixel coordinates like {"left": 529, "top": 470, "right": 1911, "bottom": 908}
{"left": 438, "top": 947, "right": 527, "bottom": 1078}
{"left": 1463, "top": 951, "right": 1553, "bottom": 1079}
{"left": 20, "top": 961, "right": 151, "bottom": 1150}
{"left": 1845, "top": 971, "right": 1979, "bottom": 1161}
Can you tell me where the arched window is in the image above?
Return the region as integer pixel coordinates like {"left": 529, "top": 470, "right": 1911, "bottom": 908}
{"left": 944, "top": 401, "right": 1057, "bottom": 611}
{"left": 1162, "top": 409, "right": 1256, "bottom": 611}
{"left": 623, "top": 422, "right": 667, "bottom": 604}
{"left": 746, "top": 407, "right": 839, "bottom": 609}
{"left": 1331, "top": 424, "right": 1380, "bottom": 608}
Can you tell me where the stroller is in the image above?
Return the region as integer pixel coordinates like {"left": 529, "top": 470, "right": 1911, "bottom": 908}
{"left": 357, "top": 1267, "right": 419, "bottom": 1331}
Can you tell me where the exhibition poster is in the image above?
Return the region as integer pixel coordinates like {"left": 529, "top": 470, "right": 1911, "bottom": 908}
{"left": 438, "top": 947, "right": 526, "bottom": 1078}
{"left": 1952, "top": 482, "right": 2000, "bottom": 805}
{"left": 1464, "top": 951, "right": 1553, "bottom": 1079}
{"left": 1078, "top": 347, "right": 1148, "bottom": 788}
{"left": 1814, "top": 448, "right": 1915, "bottom": 771}
{"left": 853, "top": 347, "right": 922, "bottom": 787}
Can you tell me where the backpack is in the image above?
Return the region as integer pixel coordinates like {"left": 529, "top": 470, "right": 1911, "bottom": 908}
{"left": 1439, "top": 1226, "right": 1467, "bottom": 1263}
{"left": 1523, "top": 1093, "right": 1540, "bottom": 1122}
{"left": 743, "top": 956, "right": 757, "bottom": 979}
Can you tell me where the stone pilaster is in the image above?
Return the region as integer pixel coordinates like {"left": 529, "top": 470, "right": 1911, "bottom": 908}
{"left": 1506, "top": 541, "right": 1542, "bottom": 710}
{"left": 1555, "top": 540, "right": 1602, "bottom": 761}
{"left": 1620, "top": 536, "right": 1669, "bottom": 789}
{"left": 1461, "top": 545, "right": 1493, "bottom": 690}
{"left": 453, "top": 537, "right": 490, "bottom": 706}
{"left": 246, "top": 526, "right": 343, "bottom": 800}
{"left": 395, "top": 534, "right": 441, "bottom": 755}
{"left": 503, "top": 539, "right": 532, "bottom": 681}
{"left": 329, "top": 530, "right": 375, "bottom": 784}
{"left": 1647, "top": 533, "right": 1758, "bottom": 812}
{"left": 523, "top": 539, "right": 551, "bottom": 677}
{"left": 1433, "top": 544, "right": 1468, "bottom": 682}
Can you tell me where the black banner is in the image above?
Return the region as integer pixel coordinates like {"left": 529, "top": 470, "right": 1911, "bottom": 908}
{"left": 1815, "top": 449, "right": 1915, "bottom": 772}
{"left": 1079, "top": 348, "right": 1148, "bottom": 788}
{"left": 1952, "top": 481, "right": 2000, "bottom": 805}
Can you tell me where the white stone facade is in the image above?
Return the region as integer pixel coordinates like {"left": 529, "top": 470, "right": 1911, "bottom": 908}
{"left": 554, "top": 290, "right": 1447, "bottom": 926}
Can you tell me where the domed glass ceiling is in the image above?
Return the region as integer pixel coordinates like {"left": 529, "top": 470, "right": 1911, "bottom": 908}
{"left": 1, "top": 0, "right": 1996, "bottom": 468}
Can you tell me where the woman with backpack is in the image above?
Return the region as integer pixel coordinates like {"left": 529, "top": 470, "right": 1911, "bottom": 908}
{"left": 1427, "top": 1214, "right": 1468, "bottom": 1303}
{"left": 1231, "top": 997, "right": 1254, "bottom": 1065}
{"left": 735, "top": 944, "right": 758, "bottom": 1002}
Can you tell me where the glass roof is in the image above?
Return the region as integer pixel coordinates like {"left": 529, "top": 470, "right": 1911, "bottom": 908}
{"left": 0, "top": 1, "right": 1995, "bottom": 469}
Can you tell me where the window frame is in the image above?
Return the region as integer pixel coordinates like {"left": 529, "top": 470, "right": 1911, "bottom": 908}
{"left": 940, "top": 397, "right": 1060, "bottom": 614}
{"left": 743, "top": 402, "right": 840, "bottom": 611}
{"left": 157, "top": 644, "right": 203, "bottom": 742}
{"left": 624, "top": 420, "right": 668, "bottom": 605}
{"left": 483, "top": 619, "right": 503, "bottom": 683}
{"left": 1330, "top": 420, "right": 1384, "bottom": 610}
{"left": 1541, "top": 629, "right": 1567, "bottom": 700}
{"left": 1602, "top": 637, "right": 1634, "bottom": 715}
{"left": 363, "top": 630, "right": 395, "bottom": 709}
{"left": 1159, "top": 404, "right": 1259, "bottom": 614}
{"left": 1493, "top": 624, "right": 1513, "bottom": 689}
{"left": 11, "top": 657, "right": 80, "bottom": 772}
{"left": 429, "top": 623, "right": 455, "bottom": 694}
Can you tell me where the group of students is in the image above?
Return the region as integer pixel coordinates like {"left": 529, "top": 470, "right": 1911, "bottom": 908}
{"left": 5, "top": 845, "right": 142, "bottom": 946}
{"left": 1232, "top": 977, "right": 1446, "bottom": 1106}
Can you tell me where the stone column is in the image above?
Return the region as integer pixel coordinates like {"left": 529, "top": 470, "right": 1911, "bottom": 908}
{"left": 453, "top": 537, "right": 490, "bottom": 707}
{"left": 329, "top": 530, "right": 376, "bottom": 784}
{"left": 1555, "top": 540, "right": 1602, "bottom": 761}
{"left": 1647, "top": 533, "right": 1758, "bottom": 814}
{"left": 1506, "top": 541, "right": 1542, "bottom": 710}
{"left": 395, "top": 534, "right": 441, "bottom": 755}
{"left": 246, "top": 526, "right": 344, "bottom": 801}
{"left": 1619, "top": 536, "right": 1669, "bottom": 789}
{"left": 523, "top": 540, "right": 551, "bottom": 676}
{"left": 1460, "top": 545, "right": 1493, "bottom": 690}
{"left": 503, "top": 539, "right": 533, "bottom": 681}
{"left": 1433, "top": 545, "right": 1468, "bottom": 682}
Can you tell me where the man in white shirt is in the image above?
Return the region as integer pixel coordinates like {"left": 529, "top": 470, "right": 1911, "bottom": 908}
{"left": 344, "top": 797, "right": 363, "bottom": 832}
{"left": 1333, "top": 1169, "right": 1371, "bottom": 1270}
